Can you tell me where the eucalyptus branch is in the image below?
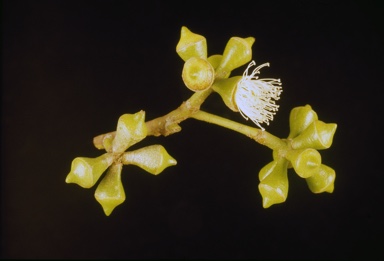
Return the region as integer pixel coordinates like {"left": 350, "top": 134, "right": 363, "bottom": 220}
{"left": 65, "top": 26, "right": 338, "bottom": 216}
{"left": 93, "top": 90, "right": 286, "bottom": 152}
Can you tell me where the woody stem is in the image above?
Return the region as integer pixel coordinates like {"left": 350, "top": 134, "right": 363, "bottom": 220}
{"left": 93, "top": 88, "right": 213, "bottom": 149}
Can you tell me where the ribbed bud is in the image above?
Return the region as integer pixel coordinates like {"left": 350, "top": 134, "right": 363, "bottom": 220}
{"left": 288, "top": 105, "right": 318, "bottom": 139}
{"left": 216, "top": 37, "right": 255, "bottom": 78}
{"left": 285, "top": 148, "right": 321, "bottom": 178}
{"left": 112, "top": 111, "right": 147, "bottom": 153}
{"left": 176, "top": 26, "right": 207, "bottom": 61}
{"left": 65, "top": 153, "right": 114, "bottom": 188}
{"left": 122, "top": 145, "right": 177, "bottom": 175}
{"left": 306, "top": 164, "right": 335, "bottom": 193}
{"left": 182, "top": 57, "right": 215, "bottom": 91}
{"left": 94, "top": 163, "right": 125, "bottom": 216}
{"left": 291, "top": 120, "right": 337, "bottom": 150}
{"left": 258, "top": 159, "right": 289, "bottom": 208}
{"left": 211, "top": 76, "right": 242, "bottom": 111}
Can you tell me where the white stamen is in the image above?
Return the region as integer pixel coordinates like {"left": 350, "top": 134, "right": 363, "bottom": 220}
{"left": 234, "top": 60, "right": 282, "bottom": 131}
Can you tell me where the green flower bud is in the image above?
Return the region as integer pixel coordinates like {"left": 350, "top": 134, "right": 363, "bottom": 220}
{"left": 65, "top": 153, "right": 114, "bottom": 188}
{"left": 207, "top": 54, "right": 231, "bottom": 79}
{"left": 182, "top": 57, "right": 215, "bottom": 92}
{"left": 216, "top": 36, "right": 255, "bottom": 78}
{"left": 101, "top": 133, "right": 114, "bottom": 152}
{"left": 211, "top": 76, "right": 242, "bottom": 111}
{"left": 258, "top": 159, "right": 289, "bottom": 208}
{"left": 112, "top": 110, "right": 147, "bottom": 153}
{"left": 291, "top": 120, "right": 337, "bottom": 150}
{"left": 306, "top": 164, "right": 335, "bottom": 193}
{"left": 94, "top": 162, "right": 125, "bottom": 216}
{"left": 207, "top": 54, "right": 222, "bottom": 69}
{"left": 288, "top": 105, "right": 318, "bottom": 139}
{"left": 176, "top": 26, "right": 207, "bottom": 61}
{"left": 122, "top": 145, "right": 177, "bottom": 175}
{"left": 285, "top": 148, "right": 321, "bottom": 178}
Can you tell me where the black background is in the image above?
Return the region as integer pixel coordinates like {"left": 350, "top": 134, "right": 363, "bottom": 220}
{"left": 2, "top": 0, "right": 384, "bottom": 259}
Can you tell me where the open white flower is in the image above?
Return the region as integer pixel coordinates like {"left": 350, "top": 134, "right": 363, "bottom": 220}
{"left": 234, "top": 60, "right": 282, "bottom": 130}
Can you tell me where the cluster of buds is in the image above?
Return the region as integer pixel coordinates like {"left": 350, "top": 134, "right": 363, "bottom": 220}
{"left": 177, "top": 27, "right": 282, "bottom": 130}
{"left": 65, "top": 111, "right": 177, "bottom": 216}
{"left": 66, "top": 26, "right": 338, "bottom": 215}
{"left": 258, "top": 105, "right": 337, "bottom": 208}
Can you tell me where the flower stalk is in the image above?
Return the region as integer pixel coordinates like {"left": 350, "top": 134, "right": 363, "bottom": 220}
{"left": 191, "top": 110, "right": 287, "bottom": 151}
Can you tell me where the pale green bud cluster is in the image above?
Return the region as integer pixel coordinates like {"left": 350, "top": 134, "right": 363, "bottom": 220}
{"left": 259, "top": 105, "right": 337, "bottom": 208}
{"left": 66, "top": 111, "right": 177, "bottom": 216}
{"left": 177, "top": 27, "right": 283, "bottom": 131}
{"left": 176, "top": 26, "right": 255, "bottom": 92}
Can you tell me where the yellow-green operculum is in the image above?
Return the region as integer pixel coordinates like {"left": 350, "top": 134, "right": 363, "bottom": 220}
{"left": 287, "top": 105, "right": 337, "bottom": 150}
{"left": 95, "top": 162, "right": 125, "bottom": 216}
{"left": 182, "top": 57, "right": 215, "bottom": 91}
{"left": 65, "top": 153, "right": 115, "bottom": 188}
{"left": 112, "top": 110, "right": 148, "bottom": 153}
{"left": 306, "top": 164, "right": 335, "bottom": 193}
{"left": 288, "top": 105, "right": 318, "bottom": 139}
{"left": 291, "top": 120, "right": 337, "bottom": 150}
{"left": 215, "top": 36, "right": 255, "bottom": 79}
{"left": 258, "top": 158, "right": 289, "bottom": 208}
{"left": 212, "top": 61, "right": 282, "bottom": 130}
{"left": 122, "top": 145, "right": 177, "bottom": 175}
{"left": 285, "top": 148, "right": 322, "bottom": 178}
{"left": 176, "top": 26, "right": 207, "bottom": 61}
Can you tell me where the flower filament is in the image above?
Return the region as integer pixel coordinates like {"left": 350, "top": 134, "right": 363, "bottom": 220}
{"left": 234, "top": 60, "right": 282, "bottom": 130}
